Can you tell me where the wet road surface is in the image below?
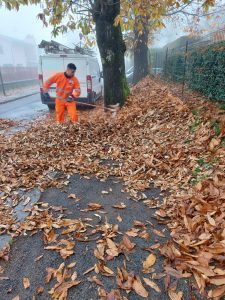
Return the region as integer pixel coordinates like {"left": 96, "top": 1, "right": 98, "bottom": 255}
{"left": 0, "top": 94, "right": 48, "bottom": 121}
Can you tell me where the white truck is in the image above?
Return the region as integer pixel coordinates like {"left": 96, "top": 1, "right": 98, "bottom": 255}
{"left": 38, "top": 53, "right": 103, "bottom": 109}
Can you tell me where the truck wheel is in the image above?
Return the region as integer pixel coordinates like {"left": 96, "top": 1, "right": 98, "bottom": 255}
{"left": 47, "top": 104, "right": 55, "bottom": 111}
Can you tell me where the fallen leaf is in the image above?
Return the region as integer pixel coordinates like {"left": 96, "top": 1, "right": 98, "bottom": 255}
{"left": 143, "top": 253, "right": 156, "bottom": 271}
{"left": 36, "top": 286, "right": 44, "bottom": 294}
{"left": 49, "top": 280, "right": 81, "bottom": 298}
{"left": 68, "top": 193, "right": 78, "bottom": 200}
{"left": 83, "top": 266, "right": 95, "bottom": 275}
{"left": 209, "top": 138, "right": 220, "bottom": 151}
{"left": 67, "top": 262, "right": 76, "bottom": 269}
{"left": 144, "top": 243, "right": 161, "bottom": 251}
{"left": 120, "top": 235, "right": 135, "bottom": 251}
{"left": 91, "top": 275, "right": 104, "bottom": 286}
{"left": 134, "top": 220, "right": 146, "bottom": 227}
{"left": 126, "top": 228, "right": 139, "bottom": 237}
{"left": 23, "top": 277, "right": 30, "bottom": 289}
{"left": 139, "top": 230, "right": 150, "bottom": 240}
{"left": 60, "top": 248, "right": 74, "bottom": 259}
{"left": 153, "top": 229, "right": 165, "bottom": 237}
{"left": 88, "top": 203, "right": 103, "bottom": 211}
{"left": 210, "top": 276, "right": 225, "bottom": 286}
{"left": 103, "top": 265, "right": 114, "bottom": 275}
{"left": 112, "top": 203, "right": 126, "bottom": 209}
{"left": 132, "top": 276, "right": 148, "bottom": 298}
{"left": 208, "top": 286, "right": 225, "bottom": 298}
{"left": 143, "top": 277, "right": 161, "bottom": 292}
{"left": 117, "top": 215, "right": 123, "bottom": 222}
{"left": 106, "top": 238, "right": 119, "bottom": 257}
{"left": 168, "top": 289, "right": 183, "bottom": 300}
{"left": 71, "top": 272, "right": 78, "bottom": 281}
{"left": 34, "top": 255, "right": 43, "bottom": 262}
{"left": 207, "top": 213, "right": 216, "bottom": 227}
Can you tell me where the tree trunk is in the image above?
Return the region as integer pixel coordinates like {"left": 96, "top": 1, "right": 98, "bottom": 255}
{"left": 133, "top": 21, "right": 149, "bottom": 85}
{"left": 93, "top": 0, "right": 129, "bottom": 107}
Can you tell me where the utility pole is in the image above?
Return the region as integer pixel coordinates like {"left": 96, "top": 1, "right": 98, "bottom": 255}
{"left": 0, "top": 67, "right": 6, "bottom": 96}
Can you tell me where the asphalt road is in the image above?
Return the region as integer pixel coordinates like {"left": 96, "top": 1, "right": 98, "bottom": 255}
{"left": 0, "top": 94, "right": 48, "bottom": 121}
{"left": 0, "top": 174, "right": 202, "bottom": 300}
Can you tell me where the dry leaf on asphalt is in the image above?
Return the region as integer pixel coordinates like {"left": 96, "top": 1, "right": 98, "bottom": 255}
{"left": 23, "top": 277, "right": 30, "bottom": 289}
{"left": 117, "top": 215, "right": 123, "bottom": 222}
{"left": 168, "top": 289, "right": 183, "bottom": 300}
{"left": 34, "top": 255, "right": 43, "bottom": 262}
{"left": 67, "top": 262, "right": 76, "bottom": 269}
{"left": 68, "top": 194, "right": 79, "bottom": 201}
{"left": 36, "top": 286, "right": 44, "bottom": 294}
{"left": 132, "top": 276, "right": 148, "bottom": 298}
{"left": 83, "top": 266, "right": 95, "bottom": 275}
{"left": 49, "top": 280, "right": 81, "bottom": 299}
{"left": 120, "top": 235, "right": 135, "bottom": 252}
{"left": 90, "top": 275, "right": 104, "bottom": 286}
{"left": 143, "top": 277, "right": 161, "bottom": 293}
{"left": 208, "top": 286, "right": 225, "bottom": 299}
{"left": 210, "top": 276, "right": 225, "bottom": 286}
{"left": 87, "top": 203, "right": 103, "bottom": 211}
{"left": 143, "top": 253, "right": 156, "bottom": 272}
{"left": 112, "top": 203, "right": 126, "bottom": 209}
{"left": 152, "top": 229, "right": 165, "bottom": 238}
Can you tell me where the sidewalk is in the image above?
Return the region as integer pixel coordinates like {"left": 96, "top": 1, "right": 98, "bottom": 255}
{"left": 0, "top": 85, "right": 39, "bottom": 104}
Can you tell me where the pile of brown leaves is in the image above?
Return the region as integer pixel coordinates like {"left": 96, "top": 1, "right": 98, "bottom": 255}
{"left": 0, "top": 76, "right": 225, "bottom": 298}
{"left": 0, "top": 118, "right": 17, "bottom": 130}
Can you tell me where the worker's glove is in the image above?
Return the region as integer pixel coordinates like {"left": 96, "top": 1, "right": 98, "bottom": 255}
{"left": 66, "top": 96, "right": 74, "bottom": 103}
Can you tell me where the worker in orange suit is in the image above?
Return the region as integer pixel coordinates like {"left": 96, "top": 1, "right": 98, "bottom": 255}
{"left": 43, "top": 63, "right": 81, "bottom": 123}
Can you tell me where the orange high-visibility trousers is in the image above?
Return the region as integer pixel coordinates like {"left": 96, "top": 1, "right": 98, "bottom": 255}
{"left": 55, "top": 99, "right": 78, "bottom": 123}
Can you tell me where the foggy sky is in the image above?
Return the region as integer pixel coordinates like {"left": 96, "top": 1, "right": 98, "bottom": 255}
{"left": 0, "top": 5, "right": 80, "bottom": 47}
{"left": 0, "top": 2, "right": 223, "bottom": 50}
{"left": 0, "top": 4, "right": 186, "bottom": 49}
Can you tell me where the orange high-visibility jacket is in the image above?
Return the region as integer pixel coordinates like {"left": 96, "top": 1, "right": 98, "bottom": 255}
{"left": 43, "top": 72, "right": 81, "bottom": 100}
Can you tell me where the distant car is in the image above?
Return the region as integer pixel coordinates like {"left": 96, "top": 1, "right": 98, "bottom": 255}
{"left": 151, "top": 67, "right": 163, "bottom": 75}
{"left": 38, "top": 54, "right": 103, "bottom": 110}
{"left": 126, "top": 66, "right": 134, "bottom": 84}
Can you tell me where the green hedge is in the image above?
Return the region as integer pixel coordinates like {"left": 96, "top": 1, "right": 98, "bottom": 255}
{"left": 163, "top": 41, "right": 225, "bottom": 102}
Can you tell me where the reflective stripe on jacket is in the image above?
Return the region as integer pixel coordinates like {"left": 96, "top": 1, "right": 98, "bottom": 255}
{"left": 43, "top": 72, "right": 81, "bottom": 99}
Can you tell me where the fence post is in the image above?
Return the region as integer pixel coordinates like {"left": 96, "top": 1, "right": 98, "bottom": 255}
{"left": 0, "top": 67, "right": 6, "bottom": 96}
{"left": 182, "top": 41, "right": 189, "bottom": 98}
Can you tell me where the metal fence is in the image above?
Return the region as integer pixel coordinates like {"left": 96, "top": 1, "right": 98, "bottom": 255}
{"left": 151, "top": 28, "right": 225, "bottom": 102}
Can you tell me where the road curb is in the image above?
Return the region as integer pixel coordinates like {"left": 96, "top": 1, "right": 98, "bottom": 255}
{"left": 0, "top": 91, "right": 39, "bottom": 105}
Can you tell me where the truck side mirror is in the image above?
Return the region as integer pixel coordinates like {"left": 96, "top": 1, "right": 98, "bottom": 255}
{"left": 100, "top": 71, "right": 103, "bottom": 78}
